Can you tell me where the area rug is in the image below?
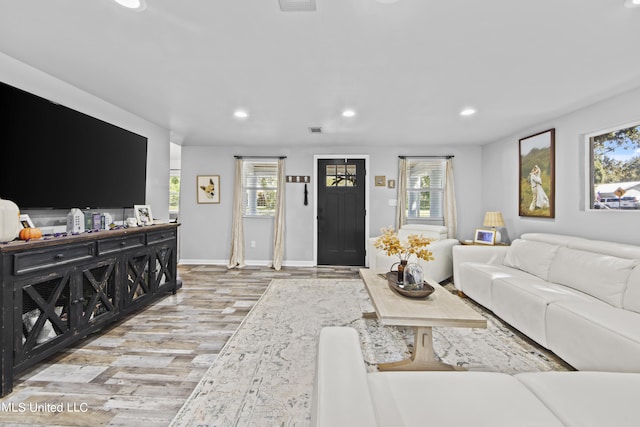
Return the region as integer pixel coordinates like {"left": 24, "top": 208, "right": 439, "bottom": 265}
{"left": 170, "top": 278, "right": 570, "bottom": 427}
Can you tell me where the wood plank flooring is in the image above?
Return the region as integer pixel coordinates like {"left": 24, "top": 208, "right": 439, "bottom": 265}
{"left": 0, "top": 265, "right": 361, "bottom": 427}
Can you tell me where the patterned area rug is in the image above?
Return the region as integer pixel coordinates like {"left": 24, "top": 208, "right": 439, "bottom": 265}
{"left": 170, "top": 278, "right": 571, "bottom": 426}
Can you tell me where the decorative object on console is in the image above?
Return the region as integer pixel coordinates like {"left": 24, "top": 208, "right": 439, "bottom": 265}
{"left": 19, "top": 214, "right": 35, "bottom": 228}
{"left": 66, "top": 208, "right": 85, "bottom": 233}
{"left": 19, "top": 227, "right": 42, "bottom": 240}
{"left": 474, "top": 228, "right": 496, "bottom": 245}
{"left": 519, "top": 129, "right": 555, "bottom": 218}
{"left": 373, "top": 227, "right": 434, "bottom": 283}
{"left": 197, "top": 175, "right": 220, "bottom": 204}
{"left": 0, "top": 198, "right": 21, "bottom": 242}
{"left": 134, "top": 205, "right": 154, "bottom": 225}
{"left": 483, "top": 211, "right": 505, "bottom": 243}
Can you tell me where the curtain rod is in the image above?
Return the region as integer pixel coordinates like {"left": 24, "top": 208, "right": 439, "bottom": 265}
{"left": 398, "top": 155, "right": 454, "bottom": 159}
{"left": 234, "top": 155, "right": 287, "bottom": 159}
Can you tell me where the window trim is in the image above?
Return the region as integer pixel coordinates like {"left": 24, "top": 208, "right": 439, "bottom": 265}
{"left": 169, "top": 169, "right": 180, "bottom": 214}
{"left": 584, "top": 119, "right": 640, "bottom": 213}
{"left": 403, "top": 157, "right": 447, "bottom": 225}
{"left": 242, "top": 159, "right": 279, "bottom": 218}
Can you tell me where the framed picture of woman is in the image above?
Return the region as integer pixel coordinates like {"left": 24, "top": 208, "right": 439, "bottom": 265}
{"left": 519, "top": 129, "right": 555, "bottom": 218}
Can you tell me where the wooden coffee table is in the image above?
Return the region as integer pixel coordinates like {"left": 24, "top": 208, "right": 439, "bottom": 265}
{"left": 359, "top": 268, "right": 487, "bottom": 371}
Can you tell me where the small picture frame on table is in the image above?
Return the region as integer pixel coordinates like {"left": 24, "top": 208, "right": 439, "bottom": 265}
{"left": 19, "top": 214, "right": 35, "bottom": 228}
{"left": 474, "top": 229, "right": 496, "bottom": 245}
{"left": 134, "top": 205, "right": 154, "bottom": 226}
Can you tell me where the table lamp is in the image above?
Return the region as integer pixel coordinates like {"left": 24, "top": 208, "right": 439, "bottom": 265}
{"left": 483, "top": 211, "right": 505, "bottom": 243}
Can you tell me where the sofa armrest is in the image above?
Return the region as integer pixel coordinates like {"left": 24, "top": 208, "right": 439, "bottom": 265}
{"left": 311, "top": 327, "right": 378, "bottom": 427}
{"left": 452, "top": 245, "right": 509, "bottom": 286}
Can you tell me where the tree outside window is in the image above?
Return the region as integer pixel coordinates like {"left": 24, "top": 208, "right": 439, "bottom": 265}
{"left": 169, "top": 170, "right": 180, "bottom": 213}
{"left": 590, "top": 123, "right": 640, "bottom": 210}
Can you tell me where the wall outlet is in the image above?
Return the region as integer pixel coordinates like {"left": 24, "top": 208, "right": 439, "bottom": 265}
{"left": 250, "top": 240, "right": 256, "bottom": 248}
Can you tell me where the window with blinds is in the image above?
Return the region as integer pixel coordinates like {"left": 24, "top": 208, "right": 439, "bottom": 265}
{"left": 243, "top": 160, "right": 279, "bottom": 216}
{"left": 405, "top": 158, "right": 446, "bottom": 223}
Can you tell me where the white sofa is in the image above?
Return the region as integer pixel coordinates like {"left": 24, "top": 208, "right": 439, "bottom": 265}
{"left": 312, "top": 327, "right": 640, "bottom": 427}
{"left": 453, "top": 233, "right": 640, "bottom": 372}
{"left": 367, "top": 224, "right": 459, "bottom": 283}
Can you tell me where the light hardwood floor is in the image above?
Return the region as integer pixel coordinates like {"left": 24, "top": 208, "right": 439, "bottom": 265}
{"left": 0, "top": 265, "right": 361, "bottom": 427}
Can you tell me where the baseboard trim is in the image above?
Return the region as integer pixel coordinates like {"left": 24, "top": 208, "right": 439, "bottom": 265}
{"left": 178, "top": 259, "right": 316, "bottom": 268}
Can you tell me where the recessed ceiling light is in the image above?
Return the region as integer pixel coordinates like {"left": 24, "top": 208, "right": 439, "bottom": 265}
{"left": 113, "top": 0, "right": 146, "bottom": 10}
{"left": 342, "top": 109, "right": 356, "bottom": 118}
{"left": 233, "top": 109, "right": 249, "bottom": 119}
{"left": 624, "top": 0, "right": 640, "bottom": 8}
{"left": 459, "top": 107, "right": 477, "bottom": 117}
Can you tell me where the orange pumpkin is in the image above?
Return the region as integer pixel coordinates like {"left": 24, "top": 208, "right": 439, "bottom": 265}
{"left": 19, "top": 227, "right": 43, "bottom": 240}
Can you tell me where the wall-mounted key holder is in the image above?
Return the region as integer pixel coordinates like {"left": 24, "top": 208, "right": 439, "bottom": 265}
{"left": 286, "top": 175, "right": 310, "bottom": 183}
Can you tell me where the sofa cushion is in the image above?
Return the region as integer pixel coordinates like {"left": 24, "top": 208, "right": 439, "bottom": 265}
{"left": 547, "top": 247, "right": 636, "bottom": 307}
{"left": 503, "top": 239, "right": 560, "bottom": 281}
{"left": 623, "top": 265, "right": 640, "bottom": 314}
{"left": 491, "top": 275, "right": 595, "bottom": 347}
{"left": 457, "top": 263, "right": 530, "bottom": 309}
{"left": 516, "top": 371, "right": 640, "bottom": 427}
{"left": 545, "top": 300, "right": 640, "bottom": 372}
{"left": 367, "top": 371, "right": 563, "bottom": 427}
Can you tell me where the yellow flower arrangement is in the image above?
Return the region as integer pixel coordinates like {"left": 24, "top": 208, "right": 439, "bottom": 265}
{"left": 373, "top": 227, "right": 434, "bottom": 262}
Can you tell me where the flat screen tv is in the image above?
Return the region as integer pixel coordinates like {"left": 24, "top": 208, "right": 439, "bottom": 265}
{"left": 0, "top": 81, "right": 147, "bottom": 210}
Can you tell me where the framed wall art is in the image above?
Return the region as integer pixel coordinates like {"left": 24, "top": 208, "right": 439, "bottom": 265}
{"left": 197, "top": 175, "right": 220, "bottom": 204}
{"left": 519, "top": 129, "right": 555, "bottom": 218}
{"left": 375, "top": 176, "right": 386, "bottom": 187}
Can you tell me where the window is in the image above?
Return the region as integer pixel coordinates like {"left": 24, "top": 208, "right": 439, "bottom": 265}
{"left": 404, "top": 158, "right": 446, "bottom": 223}
{"left": 243, "top": 160, "right": 279, "bottom": 216}
{"left": 589, "top": 122, "right": 640, "bottom": 210}
{"left": 169, "top": 170, "right": 180, "bottom": 213}
{"left": 325, "top": 164, "right": 357, "bottom": 187}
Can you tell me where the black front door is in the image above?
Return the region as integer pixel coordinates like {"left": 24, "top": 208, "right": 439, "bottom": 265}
{"left": 317, "top": 158, "right": 366, "bottom": 266}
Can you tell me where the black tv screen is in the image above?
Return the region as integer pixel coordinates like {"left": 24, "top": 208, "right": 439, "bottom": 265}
{"left": 0, "top": 81, "right": 147, "bottom": 209}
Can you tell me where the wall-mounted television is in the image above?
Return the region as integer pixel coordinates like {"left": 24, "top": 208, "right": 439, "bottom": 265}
{"left": 0, "top": 81, "right": 147, "bottom": 210}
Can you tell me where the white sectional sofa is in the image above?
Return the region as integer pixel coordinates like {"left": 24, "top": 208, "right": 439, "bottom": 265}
{"left": 312, "top": 327, "right": 640, "bottom": 427}
{"left": 367, "top": 224, "right": 459, "bottom": 283}
{"left": 453, "top": 233, "right": 640, "bottom": 372}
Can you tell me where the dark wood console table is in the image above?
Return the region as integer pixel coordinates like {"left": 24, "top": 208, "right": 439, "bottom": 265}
{"left": 0, "top": 223, "right": 181, "bottom": 397}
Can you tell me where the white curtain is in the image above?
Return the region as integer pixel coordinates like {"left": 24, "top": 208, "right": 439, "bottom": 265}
{"left": 271, "top": 158, "right": 286, "bottom": 270}
{"left": 228, "top": 158, "right": 245, "bottom": 268}
{"left": 444, "top": 158, "right": 458, "bottom": 239}
{"left": 395, "top": 157, "right": 407, "bottom": 231}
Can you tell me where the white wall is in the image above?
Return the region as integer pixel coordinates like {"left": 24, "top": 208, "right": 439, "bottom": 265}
{"left": 481, "top": 86, "right": 640, "bottom": 245}
{"left": 178, "top": 143, "right": 482, "bottom": 265}
{"left": 0, "top": 52, "right": 171, "bottom": 221}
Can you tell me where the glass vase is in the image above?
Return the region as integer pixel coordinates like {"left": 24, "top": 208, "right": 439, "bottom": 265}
{"left": 403, "top": 263, "right": 424, "bottom": 290}
{"left": 397, "top": 260, "right": 408, "bottom": 284}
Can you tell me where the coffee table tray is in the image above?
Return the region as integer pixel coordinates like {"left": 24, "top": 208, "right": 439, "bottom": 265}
{"left": 384, "top": 272, "right": 435, "bottom": 298}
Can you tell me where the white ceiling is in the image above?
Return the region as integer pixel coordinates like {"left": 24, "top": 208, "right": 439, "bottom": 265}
{"left": 2, "top": 0, "right": 640, "bottom": 147}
